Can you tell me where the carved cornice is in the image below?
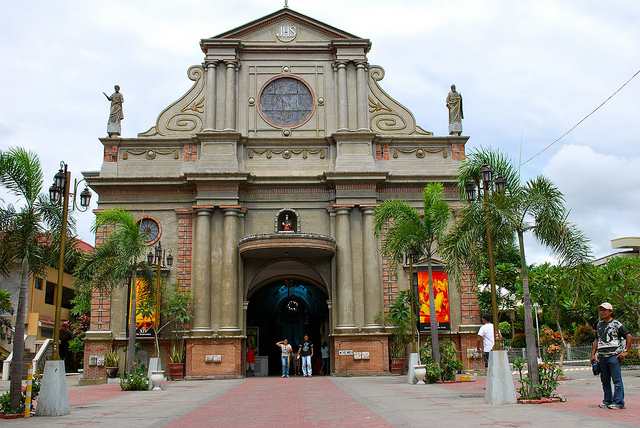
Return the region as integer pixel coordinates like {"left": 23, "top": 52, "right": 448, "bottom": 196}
{"left": 121, "top": 149, "right": 179, "bottom": 160}
{"left": 392, "top": 147, "right": 448, "bottom": 159}
{"left": 247, "top": 148, "right": 325, "bottom": 159}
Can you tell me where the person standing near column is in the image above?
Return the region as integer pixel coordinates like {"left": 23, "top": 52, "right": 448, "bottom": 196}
{"left": 321, "top": 342, "right": 330, "bottom": 375}
{"left": 246, "top": 346, "right": 255, "bottom": 377}
{"left": 477, "top": 313, "right": 501, "bottom": 368}
{"left": 298, "top": 334, "right": 314, "bottom": 377}
{"left": 276, "top": 339, "right": 292, "bottom": 378}
{"left": 591, "top": 302, "right": 632, "bottom": 410}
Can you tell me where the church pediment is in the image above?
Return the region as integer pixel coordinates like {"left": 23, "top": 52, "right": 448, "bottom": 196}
{"left": 139, "top": 7, "right": 434, "bottom": 140}
{"left": 207, "top": 8, "right": 364, "bottom": 45}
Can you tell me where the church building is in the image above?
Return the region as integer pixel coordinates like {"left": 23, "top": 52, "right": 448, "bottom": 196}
{"left": 82, "top": 7, "right": 479, "bottom": 379}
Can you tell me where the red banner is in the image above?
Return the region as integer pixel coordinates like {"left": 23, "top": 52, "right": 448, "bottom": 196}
{"left": 418, "top": 270, "right": 450, "bottom": 324}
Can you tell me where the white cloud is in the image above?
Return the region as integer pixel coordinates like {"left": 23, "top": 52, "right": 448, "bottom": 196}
{"left": 1, "top": 0, "right": 639, "bottom": 255}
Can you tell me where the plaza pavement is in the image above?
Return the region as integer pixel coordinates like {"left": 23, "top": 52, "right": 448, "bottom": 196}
{"left": 0, "top": 368, "right": 638, "bottom": 427}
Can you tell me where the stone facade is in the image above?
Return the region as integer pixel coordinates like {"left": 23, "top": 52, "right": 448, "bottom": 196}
{"left": 82, "top": 8, "right": 482, "bottom": 379}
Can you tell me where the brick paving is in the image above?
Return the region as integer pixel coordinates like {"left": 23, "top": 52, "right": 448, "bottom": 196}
{"left": 1, "top": 369, "right": 639, "bottom": 427}
{"left": 167, "top": 376, "right": 393, "bottom": 428}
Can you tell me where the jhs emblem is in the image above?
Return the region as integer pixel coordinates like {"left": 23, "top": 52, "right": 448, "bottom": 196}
{"left": 276, "top": 25, "right": 297, "bottom": 42}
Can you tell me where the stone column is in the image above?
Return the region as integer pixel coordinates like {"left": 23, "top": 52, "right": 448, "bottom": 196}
{"left": 355, "top": 62, "right": 368, "bottom": 131}
{"left": 192, "top": 209, "right": 213, "bottom": 334}
{"left": 204, "top": 62, "right": 217, "bottom": 130}
{"left": 219, "top": 207, "right": 241, "bottom": 334}
{"left": 361, "top": 206, "right": 383, "bottom": 331}
{"left": 334, "top": 206, "right": 356, "bottom": 332}
{"left": 224, "top": 61, "right": 237, "bottom": 131}
{"left": 336, "top": 61, "right": 349, "bottom": 131}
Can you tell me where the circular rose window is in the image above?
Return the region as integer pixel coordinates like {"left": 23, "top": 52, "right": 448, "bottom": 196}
{"left": 259, "top": 76, "right": 314, "bottom": 128}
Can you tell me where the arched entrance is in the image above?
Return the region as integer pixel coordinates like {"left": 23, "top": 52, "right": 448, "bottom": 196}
{"left": 240, "top": 233, "right": 335, "bottom": 376}
{"left": 245, "top": 258, "right": 330, "bottom": 376}
{"left": 247, "top": 279, "right": 328, "bottom": 375}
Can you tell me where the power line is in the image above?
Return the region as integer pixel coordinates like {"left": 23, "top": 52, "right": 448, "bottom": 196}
{"left": 521, "top": 68, "right": 640, "bottom": 166}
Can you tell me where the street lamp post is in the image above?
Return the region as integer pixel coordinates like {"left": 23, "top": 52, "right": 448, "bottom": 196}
{"left": 466, "top": 161, "right": 505, "bottom": 349}
{"left": 147, "top": 242, "right": 173, "bottom": 361}
{"left": 48, "top": 162, "right": 92, "bottom": 359}
{"left": 38, "top": 162, "right": 91, "bottom": 416}
{"left": 467, "top": 160, "right": 516, "bottom": 405}
{"left": 407, "top": 248, "right": 419, "bottom": 354}
{"left": 406, "top": 247, "right": 420, "bottom": 385}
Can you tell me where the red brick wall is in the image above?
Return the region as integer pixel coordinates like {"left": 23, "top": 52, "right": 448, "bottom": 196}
{"left": 460, "top": 271, "right": 479, "bottom": 325}
{"left": 451, "top": 143, "right": 466, "bottom": 161}
{"left": 332, "top": 336, "right": 389, "bottom": 375}
{"left": 82, "top": 341, "right": 111, "bottom": 379}
{"left": 176, "top": 210, "right": 193, "bottom": 292}
{"left": 185, "top": 338, "right": 243, "bottom": 378}
{"left": 89, "top": 223, "right": 112, "bottom": 331}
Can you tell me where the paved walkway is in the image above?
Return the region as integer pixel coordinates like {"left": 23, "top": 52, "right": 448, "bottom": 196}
{"left": 0, "top": 369, "right": 638, "bottom": 427}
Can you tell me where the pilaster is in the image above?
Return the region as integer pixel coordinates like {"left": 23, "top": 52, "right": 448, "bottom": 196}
{"left": 192, "top": 208, "right": 214, "bottom": 335}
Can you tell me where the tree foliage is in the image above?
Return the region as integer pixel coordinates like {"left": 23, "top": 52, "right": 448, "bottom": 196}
{"left": 374, "top": 183, "right": 452, "bottom": 369}
{"left": 75, "top": 207, "right": 152, "bottom": 374}
{"left": 0, "top": 147, "right": 76, "bottom": 410}
{"left": 442, "top": 147, "right": 591, "bottom": 394}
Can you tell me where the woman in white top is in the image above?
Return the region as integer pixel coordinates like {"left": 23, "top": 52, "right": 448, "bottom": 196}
{"left": 276, "top": 339, "right": 293, "bottom": 377}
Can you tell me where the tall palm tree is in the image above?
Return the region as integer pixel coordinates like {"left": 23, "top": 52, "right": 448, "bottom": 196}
{"left": 443, "top": 147, "right": 590, "bottom": 394}
{"left": 75, "top": 207, "right": 152, "bottom": 374}
{"left": 374, "top": 182, "right": 452, "bottom": 368}
{"left": 0, "top": 147, "right": 72, "bottom": 410}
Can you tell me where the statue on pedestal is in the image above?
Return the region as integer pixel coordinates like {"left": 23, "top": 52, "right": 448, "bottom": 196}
{"left": 446, "top": 84, "right": 463, "bottom": 136}
{"left": 104, "top": 85, "right": 124, "bottom": 137}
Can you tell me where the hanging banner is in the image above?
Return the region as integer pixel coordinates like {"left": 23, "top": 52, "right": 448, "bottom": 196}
{"left": 127, "top": 278, "right": 156, "bottom": 337}
{"left": 417, "top": 270, "right": 451, "bottom": 331}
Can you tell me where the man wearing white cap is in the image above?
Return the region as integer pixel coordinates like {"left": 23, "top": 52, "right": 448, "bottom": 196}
{"left": 590, "top": 302, "right": 632, "bottom": 410}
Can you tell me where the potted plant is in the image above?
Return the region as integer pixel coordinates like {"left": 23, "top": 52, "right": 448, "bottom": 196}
{"left": 167, "top": 340, "right": 185, "bottom": 380}
{"left": 104, "top": 349, "right": 120, "bottom": 378}
{"left": 137, "top": 281, "right": 192, "bottom": 372}
{"left": 385, "top": 291, "right": 411, "bottom": 375}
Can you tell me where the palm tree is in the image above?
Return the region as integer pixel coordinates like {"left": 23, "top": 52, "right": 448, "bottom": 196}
{"left": 374, "top": 182, "right": 452, "bottom": 368}
{"left": 75, "top": 207, "right": 152, "bottom": 374}
{"left": 443, "top": 147, "right": 590, "bottom": 394}
{"left": 0, "top": 147, "right": 72, "bottom": 410}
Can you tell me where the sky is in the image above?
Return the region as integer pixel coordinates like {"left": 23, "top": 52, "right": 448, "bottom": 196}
{"left": 1, "top": 0, "right": 639, "bottom": 265}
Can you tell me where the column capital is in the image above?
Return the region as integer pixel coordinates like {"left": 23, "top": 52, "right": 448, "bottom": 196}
{"left": 203, "top": 61, "right": 219, "bottom": 70}
{"left": 224, "top": 60, "right": 240, "bottom": 70}
{"left": 333, "top": 205, "right": 354, "bottom": 215}
{"left": 333, "top": 61, "right": 349, "bottom": 71}
{"left": 221, "top": 205, "right": 244, "bottom": 215}
{"left": 194, "top": 207, "right": 214, "bottom": 215}
{"left": 359, "top": 204, "right": 378, "bottom": 215}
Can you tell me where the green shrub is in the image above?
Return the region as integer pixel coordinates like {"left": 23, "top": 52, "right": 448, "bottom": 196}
{"left": 510, "top": 333, "right": 527, "bottom": 348}
{"left": 120, "top": 359, "right": 148, "bottom": 391}
{"left": 0, "top": 372, "right": 41, "bottom": 414}
{"left": 572, "top": 325, "right": 595, "bottom": 345}
{"left": 498, "top": 321, "right": 512, "bottom": 336}
{"left": 420, "top": 337, "right": 463, "bottom": 382}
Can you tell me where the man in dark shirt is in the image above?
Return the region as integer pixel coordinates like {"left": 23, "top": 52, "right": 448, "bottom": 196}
{"left": 591, "top": 302, "right": 632, "bottom": 410}
{"left": 298, "top": 334, "right": 314, "bottom": 377}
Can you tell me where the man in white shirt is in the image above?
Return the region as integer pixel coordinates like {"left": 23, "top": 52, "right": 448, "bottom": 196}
{"left": 478, "top": 314, "right": 501, "bottom": 368}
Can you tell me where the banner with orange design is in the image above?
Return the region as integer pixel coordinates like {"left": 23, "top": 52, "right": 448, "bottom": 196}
{"left": 417, "top": 270, "right": 450, "bottom": 331}
{"left": 127, "top": 278, "right": 156, "bottom": 337}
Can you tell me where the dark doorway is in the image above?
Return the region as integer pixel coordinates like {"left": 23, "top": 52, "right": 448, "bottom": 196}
{"left": 247, "top": 279, "right": 328, "bottom": 376}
